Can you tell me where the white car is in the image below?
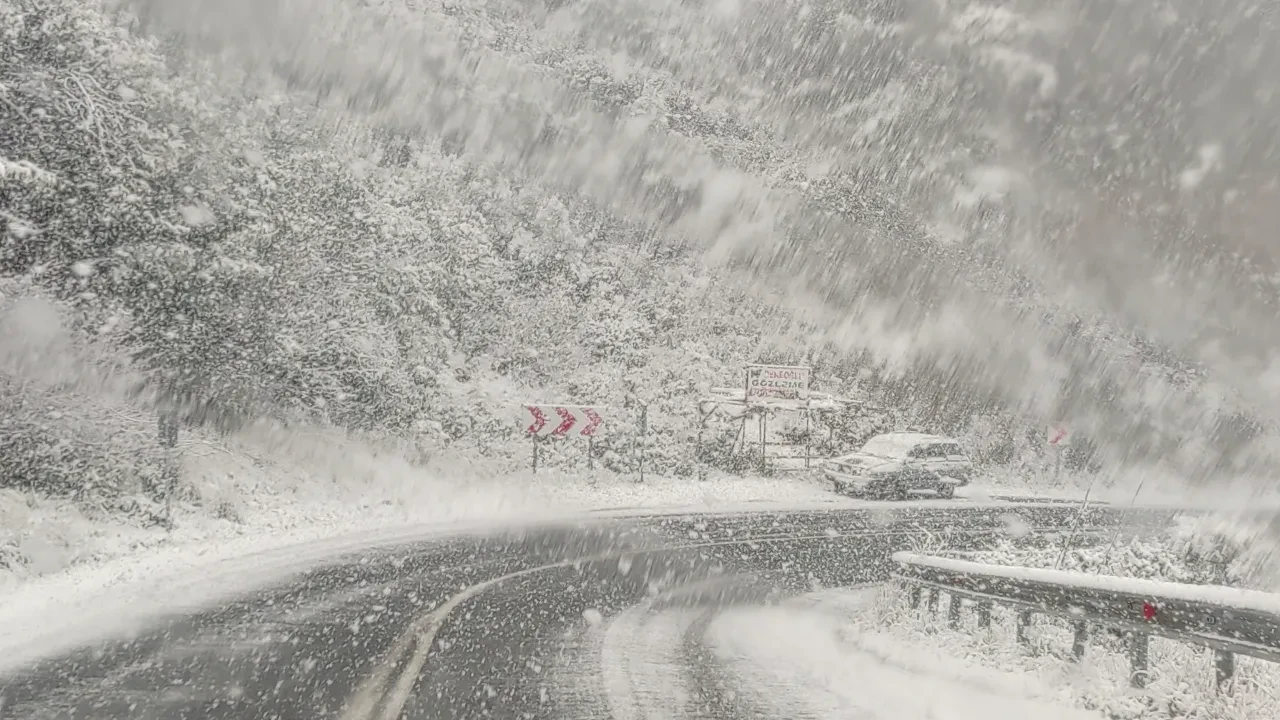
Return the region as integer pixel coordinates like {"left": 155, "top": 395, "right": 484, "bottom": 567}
{"left": 822, "top": 432, "right": 973, "bottom": 499}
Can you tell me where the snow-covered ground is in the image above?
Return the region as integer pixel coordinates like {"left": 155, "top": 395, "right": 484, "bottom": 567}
{"left": 707, "top": 588, "right": 1100, "bottom": 720}
{"left": 0, "top": 445, "right": 1113, "bottom": 595}
{"left": 0, "top": 467, "right": 1069, "bottom": 607}
{"left": 876, "top": 526, "right": 1280, "bottom": 719}
{"left": 581, "top": 585, "right": 1101, "bottom": 719}
{"left": 872, "top": 584, "right": 1280, "bottom": 720}
{"left": 0, "top": 450, "right": 1027, "bottom": 671}
{"left": 0, "top": 506, "right": 573, "bottom": 676}
{"left": 565, "top": 561, "right": 1280, "bottom": 720}
{"left": 0, "top": 455, "right": 1143, "bottom": 678}
{"left": 686, "top": 583, "right": 1280, "bottom": 720}
{"left": 2, "top": 427, "right": 1260, "bottom": 680}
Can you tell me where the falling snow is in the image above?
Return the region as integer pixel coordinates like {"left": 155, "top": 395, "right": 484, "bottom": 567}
{"left": 3, "top": 0, "right": 1280, "bottom": 718}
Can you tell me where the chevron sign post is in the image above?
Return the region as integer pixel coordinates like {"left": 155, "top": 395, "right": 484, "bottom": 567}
{"left": 524, "top": 405, "right": 608, "bottom": 472}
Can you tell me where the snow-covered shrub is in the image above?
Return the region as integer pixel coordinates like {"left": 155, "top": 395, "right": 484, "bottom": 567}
{"left": 967, "top": 519, "right": 1247, "bottom": 588}
{"left": 0, "top": 378, "right": 163, "bottom": 505}
{"left": 0, "top": 286, "right": 164, "bottom": 514}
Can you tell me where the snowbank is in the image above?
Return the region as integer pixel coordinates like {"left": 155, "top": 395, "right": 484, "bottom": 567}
{"left": 873, "top": 583, "right": 1280, "bottom": 719}
{"left": 967, "top": 463, "right": 1280, "bottom": 512}
{"left": 1, "top": 441, "right": 1157, "bottom": 600}
{"left": 879, "top": 524, "right": 1280, "bottom": 718}
{"left": 893, "top": 551, "right": 1280, "bottom": 616}
{"left": 0, "top": 512, "right": 555, "bottom": 676}
{"left": 706, "top": 587, "right": 1100, "bottom": 719}
{"left": 0, "top": 460, "right": 1044, "bottom": 595}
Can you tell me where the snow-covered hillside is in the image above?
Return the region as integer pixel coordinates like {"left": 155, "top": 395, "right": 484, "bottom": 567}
{"left": 5, "top": 0, "right": 1280, "bottom": 587}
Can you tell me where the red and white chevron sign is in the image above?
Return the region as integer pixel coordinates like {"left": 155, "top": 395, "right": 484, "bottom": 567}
{"left": 1047, "top": 423, "right": 1071, "bottom": 447}
{"left": 525, "top": 405, "right": 606, "bottom": 438}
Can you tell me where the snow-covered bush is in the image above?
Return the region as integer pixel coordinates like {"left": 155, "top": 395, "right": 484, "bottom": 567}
{"left": 0, "top": 378, "right": 162, "bottom": 503}
{"left": 967, "top": 516, "right": 1250, "bottom": 588}
{"left": 0, "top": 284, "right": 164, "bottom": 519}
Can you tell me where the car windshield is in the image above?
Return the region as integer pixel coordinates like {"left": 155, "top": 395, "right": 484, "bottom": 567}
{"left": 857, "top": 436, "right": 918, "bottom": 458}
{"left": 9, "top": 2, "right": 1277, "bottom": 719}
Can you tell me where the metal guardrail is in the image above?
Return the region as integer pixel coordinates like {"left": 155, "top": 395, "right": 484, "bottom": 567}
{"left": 892, "top": 551, "right": 1280, "bottom": 691}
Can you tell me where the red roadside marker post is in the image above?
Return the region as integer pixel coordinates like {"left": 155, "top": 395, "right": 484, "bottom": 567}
{"left": 1047, "top": 423, "right": 1070, "bottom": 486}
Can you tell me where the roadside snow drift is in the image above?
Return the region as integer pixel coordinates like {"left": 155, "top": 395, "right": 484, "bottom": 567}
{"left": 706, "top": 589, "right": 1101, "bottom": 720}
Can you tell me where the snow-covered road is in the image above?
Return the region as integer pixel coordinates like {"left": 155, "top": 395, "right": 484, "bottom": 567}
{"left": 4, "top": 506, "right": 1159, "bottom": 719}
{"left": 585, "top": 586, "right": 1100, "bottom": 719}
{"left": 710, "top": 592, "right": 1099, "bottom": 719}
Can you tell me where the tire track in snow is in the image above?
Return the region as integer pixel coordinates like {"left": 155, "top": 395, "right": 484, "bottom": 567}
{"left": 598, "top": 601, "right": 703, "bottom": 719}
{"left": 585, "top": 573, "right": 781, "bottom": 720}
{"left": 680, "top": 607, "right": 764, "bottom": 719}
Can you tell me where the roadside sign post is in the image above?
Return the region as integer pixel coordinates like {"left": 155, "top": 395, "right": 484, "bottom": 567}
{"left": 1056, "top": 469, "right": 1104, "bottom": 571}
{"left": 1046, "top": 422, "right": 1099, "bottom": 569}
{"left": 523, "top": 404, "right": 608, "bottom": 473}
{"left": 760, "top": 409, "right": 768, "bottom": 473}
{"left": 744, "top": 365, "right": 811, "bottom": 473}
{"left": 1047, "top": 423, "right": 1070, "bottom": 486}
{"left": 804, "top": 403, "right": 811, "bottom": 470}
{"left": 695, "top": 401, "right": 716, "bottom": 482}
{"left": 802, "top": 369, "right": 814, "bottom": 469}
{"left": 638, "top": 404, "right": 648, "bottom": 483}
{"left": 697, "top": 370, "right": 851, "bottom": 475}
{"left": 158, "top": 410, "right": 180, "bottom": 530}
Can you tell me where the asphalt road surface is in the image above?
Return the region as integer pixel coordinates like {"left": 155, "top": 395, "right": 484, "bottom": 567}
{"left": 1, "top": 503, "right": 1177, "bottom": 720}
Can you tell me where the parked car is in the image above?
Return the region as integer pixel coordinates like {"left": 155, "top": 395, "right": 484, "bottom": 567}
{"left": 821, "top": 432, "right": 973, "bottom": 499}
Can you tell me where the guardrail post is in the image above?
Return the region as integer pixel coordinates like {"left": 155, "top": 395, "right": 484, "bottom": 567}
{"left": 1071, "top": 621, "right": 1088, "bottom": 660}
{"left": 1214, "top": 650, "right": 1235, "bottom": 694}
{"left": 890, "top": 551, "right": 1280, "bottom": 693}
{"left": 1128, "top": 632, "right": 1150, "bottom": 688}
{"left": 976, "top": 602, "right": 992, "bottom": 629}
{"left": 1016, "top": 610, "right": 1032, "bottom": 646}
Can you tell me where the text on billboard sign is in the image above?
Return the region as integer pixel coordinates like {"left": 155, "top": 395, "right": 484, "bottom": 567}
{"left": 745, "top": 365, "right": 811, "bottom": 402}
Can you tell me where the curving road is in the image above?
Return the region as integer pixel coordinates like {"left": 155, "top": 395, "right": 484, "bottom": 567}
{"left": 1, "top": 504, "right": 1176, "bottom": 720}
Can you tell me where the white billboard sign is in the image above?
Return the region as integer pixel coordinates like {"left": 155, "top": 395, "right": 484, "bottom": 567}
{"left": 745, "top": 365, "right": 811, "bottom": 403}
